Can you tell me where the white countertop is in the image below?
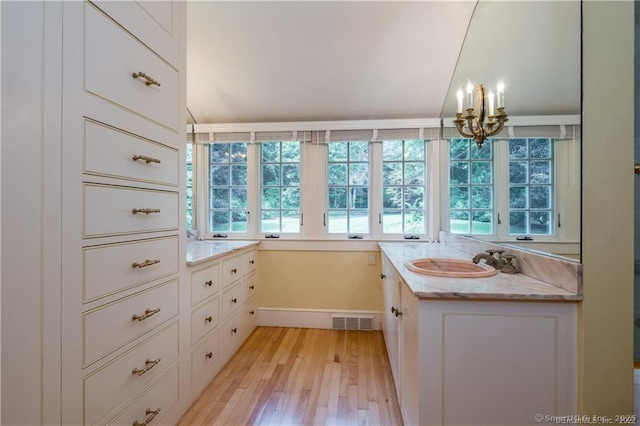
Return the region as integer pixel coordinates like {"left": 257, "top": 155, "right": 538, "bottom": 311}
{"left": 186, "top": 240, "right": 259, "bottom": 265}
{"left": 379, "top": 242, "right": 581, "bottom": 301}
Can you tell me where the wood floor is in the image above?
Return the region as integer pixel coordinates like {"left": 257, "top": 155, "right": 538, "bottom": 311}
{"left": 178, "top": 327, "right": 403, "bottom": 426}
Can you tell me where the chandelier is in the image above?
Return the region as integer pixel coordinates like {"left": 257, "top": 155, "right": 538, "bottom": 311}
{"left": 453, "top": 80, "right": 508, "bottom": 149}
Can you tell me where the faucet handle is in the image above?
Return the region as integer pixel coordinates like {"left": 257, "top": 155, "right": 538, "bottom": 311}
{"left": 485, "top": 249, "right": 497, "bottom": 255}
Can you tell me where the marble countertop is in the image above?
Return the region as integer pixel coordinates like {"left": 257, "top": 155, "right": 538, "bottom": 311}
{"left": 379, "top": 242, "right": 582, "bottom": 301}
{"left": 186, "top": 240, "right": 260, "bottom": 266}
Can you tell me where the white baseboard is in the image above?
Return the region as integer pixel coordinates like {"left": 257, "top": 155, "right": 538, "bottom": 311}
{"left": 257, "top": 307, "right": 382, "bottom": 330}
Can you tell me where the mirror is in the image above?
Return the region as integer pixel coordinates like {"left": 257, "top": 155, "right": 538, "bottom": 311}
{"left": 441, "top": 0, "right": 581, "bottom": 261}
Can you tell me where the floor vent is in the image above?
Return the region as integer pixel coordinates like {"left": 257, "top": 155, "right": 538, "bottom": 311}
{"left": 332, "top": 315, "right": 374, "bottom": 331}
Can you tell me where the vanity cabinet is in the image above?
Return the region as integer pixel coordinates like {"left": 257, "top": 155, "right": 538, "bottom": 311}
{"left": 59, "top": 1, "right": 186, "bottom": 424}
{"left": 380, "top": 253, "right": 577, "bottom": 426}
{"left": 187, "top": 245, "right": 259, "bottom": 394}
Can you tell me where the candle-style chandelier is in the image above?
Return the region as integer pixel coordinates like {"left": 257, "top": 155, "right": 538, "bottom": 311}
{"left": 453, "top": 80, "right": 508, "bottom": 149}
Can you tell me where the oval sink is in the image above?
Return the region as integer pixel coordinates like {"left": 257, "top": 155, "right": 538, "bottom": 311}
{"left": 405, "top": 258, "right": 498, "bottom": 278}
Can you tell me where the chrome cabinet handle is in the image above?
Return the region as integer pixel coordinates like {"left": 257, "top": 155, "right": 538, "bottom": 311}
{"left": 132, "top": 358, "right": 161, "bottom": 376}
{"left": 132, "top": 308, "right": 161, "bottom": 321}
{"left": 132, "top": 408, "right": 161, "bottom": 426}
{"left": 132, "top": 155, "right": 161, "bottom": 164}
{"left": 132, "top": 208, "right": 161, "bottom": 214}
{"left": 132, "top": 71, "right": 161, "bottom": 87}
{"left": 132, "top": 259, "right": 160, "bottom": 268}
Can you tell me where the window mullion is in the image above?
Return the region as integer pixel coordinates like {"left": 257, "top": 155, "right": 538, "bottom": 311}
{"left": 370, "top": 141, "right": 383, "bottom": 239}
{"left": 495, "top": 140, "right": 509, "bottom": 240}
{"left": 246, "top": 142, "right": 259, "bottom": 238}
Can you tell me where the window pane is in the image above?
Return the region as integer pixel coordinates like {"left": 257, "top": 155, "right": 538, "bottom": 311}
{"left": 260, "top": 141, "right": 301, "bottom": 233}
{"left": 450, "top": 187, "right": 469, "bottom": 209}
{"left": 449, "top": 139, "right": 469, "bottom": 160}
{"left": 530, "top": 161, "right": 551, "bottom": 184}
{"left": 404, "top": 187, "right": 424, "bottom": 210}
{"left": 349, "top": 210, "right": 369, "bottom": 233}
{"left": 404, "top": 139, "right": 425, "bottom": 161}
{"left": 383, "top": 187, "right": 402, "bottom": 209}
{"left": 405, "top": 163, "right": 424, "bottom": 185}
{"left": 404, "top": 211, "right": 424, "bottom": 233}
{"left": 471, "top": 161, "right": 492, "bottom": 184}
{"left": 328, "top": 164, "right": 347, "bottom": 186}
{"left": 530, "top": 138, "right": 551, "bottom": 159}
{"left": 327, "top": 141, "right": 370, "bottom": 234}
{"left": 383, "top": 210, "right": 402, "bottom": 233}
{"left": 471, "top": 140, "right": 492, "bottom": 160}
{"left": 530, "top": 211, "right": 551, "bottom": 234}
{"left": 383, "top": 140, "right": 403, "bottom": 161}
{"left": 383, "top": 163, "right": 402, "bottom": 185}
{"left": 509, "top": 211, "right": 527, "bottom": 234}
{"left": 509, "top": 161, "right": 528, "bottom": 183}
{"left": 530, "top": 186, "right": 551, "bottom": 209}
{"left": 471, "top": 211, "right": 493, "bottom": 234}
{"left": 450, "top": 162, "right": 470, "bottom": 185}
{"left": 509, "top": 139, "right": 528, "bottom": 159}
{"left": 450, "top": 210, "right": 470, "bottom": 234}
{"left": 471, "top": 187, "right": 492, "bottom": 209}
{"left": 209, "top": 142, "right": 248, "bottom": 234}
{"left": 261, "top": 164, "right": 280, "bottom": 186}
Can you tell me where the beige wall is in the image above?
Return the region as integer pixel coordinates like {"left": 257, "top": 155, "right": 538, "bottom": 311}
{"left": 581, "top": 1, "right": 635, "bottom": 414}
{"left": 258, "top": 250, "right": 383, "bottom": 311}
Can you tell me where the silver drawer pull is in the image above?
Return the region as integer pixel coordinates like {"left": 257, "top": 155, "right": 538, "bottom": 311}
{"left": 132, "top": 155, "right": 161, "bottom": 164}
{"left": 132, "top": 408, "right": 161, "bottom": 426}
{"left": 131, "top": 358, "right": 161, "bottom": 376}
{"left": 132, "top": 208, "right": 161, "bottom": 215}
{"left": 132, "top": 308, "right": 161, "bottom": 322}
{"left": 132, "top": 71, "right": 161, "bottom": 87}
{"left": 132, "top": 259, "right": 160, "bottom": 268}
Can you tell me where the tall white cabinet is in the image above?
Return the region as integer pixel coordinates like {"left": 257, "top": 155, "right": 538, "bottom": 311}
{"left": 2, "top": 1, "right": 187, "bottom": 424}
{"left": 60, "top": 2, "right": 187, "bottom": 424}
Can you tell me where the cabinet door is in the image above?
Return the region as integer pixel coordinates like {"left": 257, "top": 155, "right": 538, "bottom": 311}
{"left": 381, "top": 254, "right": 401, "bottom": 388}
{"left": 400, "top": 285, "right": 418, "bottom": 426}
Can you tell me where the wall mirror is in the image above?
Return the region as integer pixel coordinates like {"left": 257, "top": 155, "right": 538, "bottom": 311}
{"left": 440, "top": 0, "right": 582, "bottom": 261}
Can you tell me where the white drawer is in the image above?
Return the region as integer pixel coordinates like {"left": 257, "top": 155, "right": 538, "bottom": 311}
{"left": 241, "top": 297, "right": 258, "bottom": 341}
{"left": 191, "top": 296, "right": 220, "bottom": 346}
{"left": 85, "top": 2, "right": 180, "bottom": 131}
{"left": 221, "top": 283, "right": 241, "bottom": 320}
{"left": 242, "top": 249, "right": 258, "bottom": 276}
{"left": 106, "top": 365, "right": 179, "bottom": 426}
{"left": 191, "top": 263, "right": 220, "bottom": 306}
{"left": 221, "top": 255, "right": 241, "bottom": 288}
{"left": 241, "top": 273, "right": 258, "bottom": 303}
{"left": 84, "top": 119, "right": 179, "bottom": 187}
{"left": 84, "top": 183, "right": 178, "bottom": 238}
{"left": 89, "top": 1, "right": 180, "bottom": 67}
{"left": 221, "top": 313, "right": 243, "bottom": 359}
{"left": 83, "top": 236, "right": 178, "bottom": 303}
{"left": 83, "top": 279, "right": 179, "bottom": 367}
{"left": 84, "top": 322, "right": 178, "bottom": 425}
{"left": 191, "top": 328, "right": 219, "bottom": 385}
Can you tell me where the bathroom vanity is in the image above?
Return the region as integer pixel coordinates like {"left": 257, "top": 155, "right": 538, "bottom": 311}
{"left": 379, "top": 236, "right": 581, "bottom": 426}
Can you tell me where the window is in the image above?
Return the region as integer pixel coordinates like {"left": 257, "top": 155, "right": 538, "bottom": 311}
{"left": 508, "top": 138, "right": 554, "bottom": 235}
{"left": 186, "top": 140, "right": 194, "bottom": 230}
{"left": 382, "top": 140, "right": 426, "bottom": 234}
{"left": 449, "top": 138, "right": 494, "bottom": 234}
{"left": 327, "top": 141, "right": 370, "bottom": 234}
{"left": 260, "top": 141, "right": 301, "bottom": 233}
{"left": 208, "top": 142, "right": 248, "bottom": 233}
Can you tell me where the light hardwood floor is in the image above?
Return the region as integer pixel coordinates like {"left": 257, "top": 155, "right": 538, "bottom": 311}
{"left": 178, "top": 327, "right": 403, "bottom": 426}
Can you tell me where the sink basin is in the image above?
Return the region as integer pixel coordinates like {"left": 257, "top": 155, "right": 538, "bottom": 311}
{"left": 405, "top": 258, "right": 498, "bottom": 278}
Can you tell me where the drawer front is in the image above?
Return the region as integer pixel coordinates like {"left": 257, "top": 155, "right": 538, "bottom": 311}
{"left": 242, "top": 249, "right": 258, "bottom": 276}
{"left": 106, "top": 365, "right": 179, "bottom": 426}
{"left": 242, "top": 273, "right": 258, "bottom": 303}
{"left": 83, "top": 236, "right": 178, "bottom": 303}
{"left": 221, "top": 284, "right": 241, "bottom": 320}
{"left": 84, "top": 322, "right": 178, "bottom": 425}
{"left": 191, "top": 328, "right": 220, "bottom": 385}
{"left": 191, "top": 263, "right": 220, "bottom": 306}
{"left": 242, "top": 297, "right": 258, "bottom": 340}
{"left": 83, "top": 279, "right": 179, "bottom": 367}
{"left": 85, "top": 3, "right": 180, "bottom": 131}
{"left": 84, "top": 119, "right": 179, "bottom": 187}
{"left": 191, "top": 296, "right": 220, "bottom": 345}
{"left": 221, "top": 313, "right": 243, "bottom": 359}
{"left": 221, "top": 255, "right": 242, "bottom": 288}
{"left": 90, "top": 1, "right": 180, "bottom": 66}
{"left": 84, "top": 184, "right": 178, "bottom": 238}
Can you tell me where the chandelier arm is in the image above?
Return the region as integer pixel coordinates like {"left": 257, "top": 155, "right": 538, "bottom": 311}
{"left": 453, "top": 122, "right": 475, "bottom": 139}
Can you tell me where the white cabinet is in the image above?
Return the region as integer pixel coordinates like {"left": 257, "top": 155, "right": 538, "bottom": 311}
{"left": 59, "top": 1, "right": 186, "bottom": 424}
{"left": 380, "top": 254, "right": 577, "bottom": 426}
{"left": 187, "top": 245, "right": 259, "bottom": 393}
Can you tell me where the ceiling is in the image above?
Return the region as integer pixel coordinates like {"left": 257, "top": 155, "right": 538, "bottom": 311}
{"left": 186, "top": 1, "right": 581, "bottom": 125}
